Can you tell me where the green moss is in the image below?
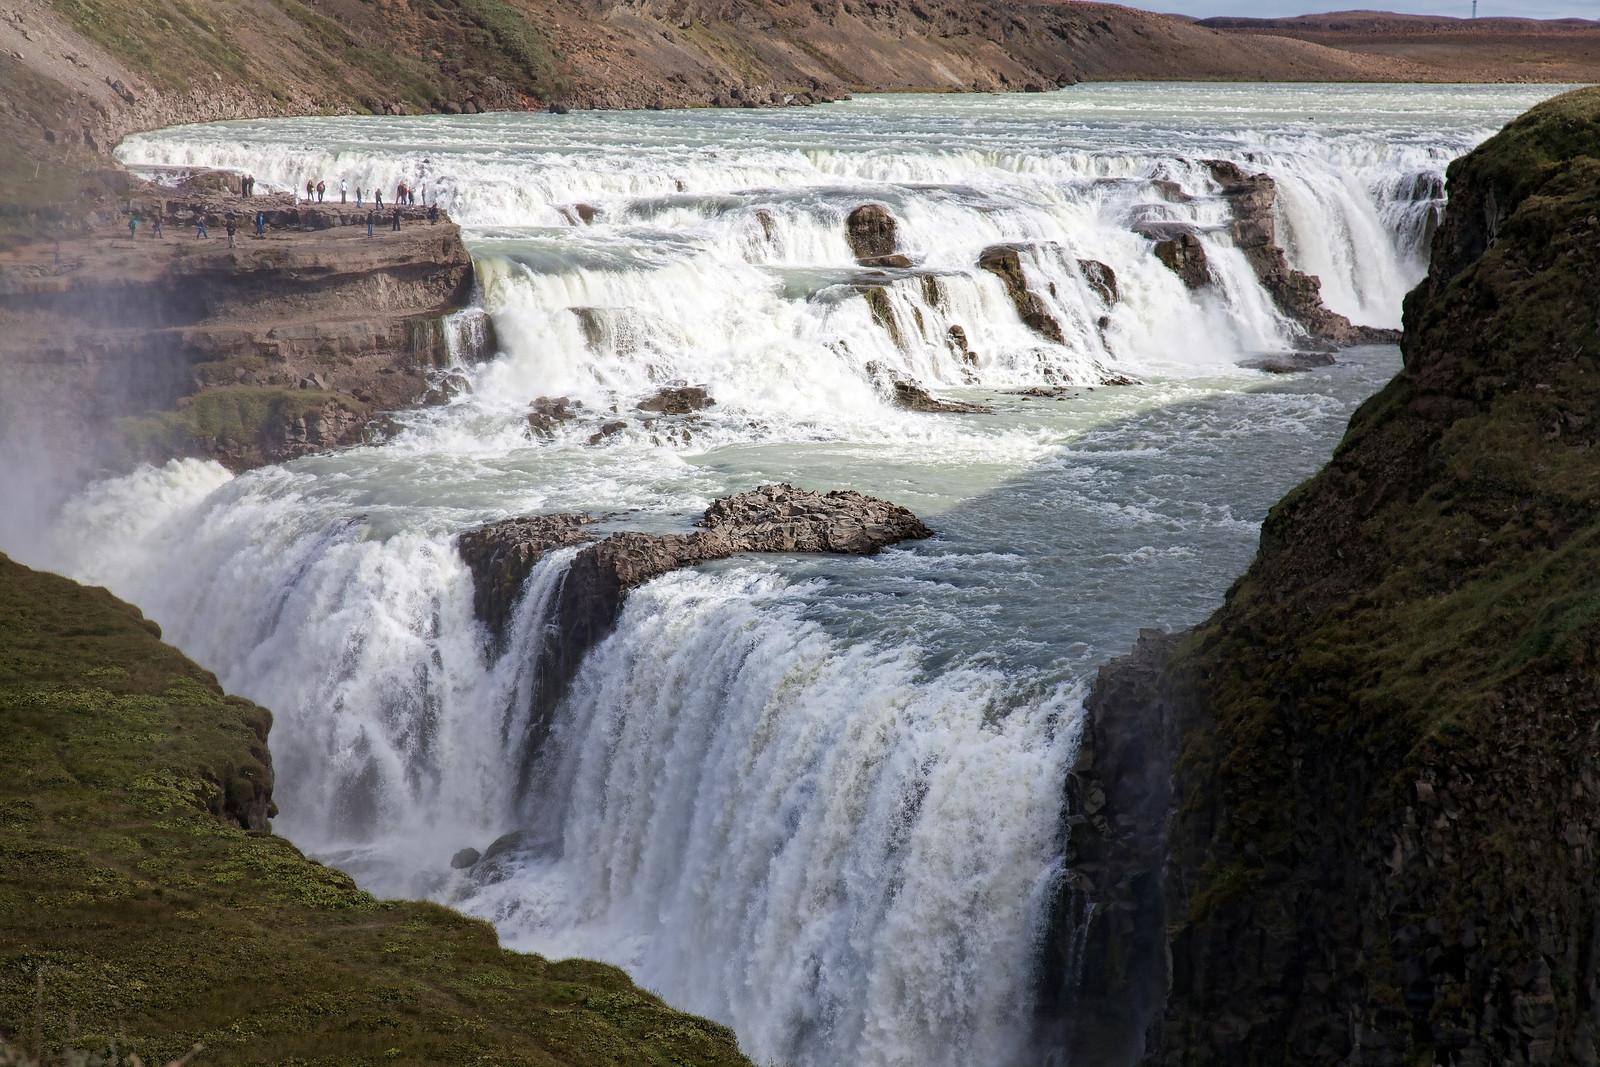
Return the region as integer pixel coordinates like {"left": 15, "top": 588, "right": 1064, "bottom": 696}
{"left": 1155, "top": 84, "right": 1600, "bottom": 1058}
{"left": 118, "top": 385, "right": 367, "bottom": 462}
{"left": 0, "top": 554, "right": 752, "bottom": 1066}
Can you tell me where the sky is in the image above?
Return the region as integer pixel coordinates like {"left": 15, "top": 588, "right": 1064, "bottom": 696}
{"left": 1153, "top": 0, "right": 1599, "bottom": 18}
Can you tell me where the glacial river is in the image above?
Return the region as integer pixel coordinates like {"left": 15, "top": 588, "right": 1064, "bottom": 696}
{"left": 29, "top": 83, "right": 1570, "bottom": 1065}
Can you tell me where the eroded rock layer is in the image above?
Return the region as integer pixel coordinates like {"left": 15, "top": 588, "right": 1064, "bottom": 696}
{"left": 1206, "top": 159, "right": 1400, "bottom": 346}
{"left": 0, "top": 178, "right": 484, "bottom": 475}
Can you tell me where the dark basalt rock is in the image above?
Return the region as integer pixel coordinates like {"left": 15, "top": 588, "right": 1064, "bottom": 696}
{"left": 1036, "top": 628, "right": 1183, "bottom": 1067}
{"left": 846, "top": 203, "right": 900, "bottom": 265}
{"left": 890, "top": 377, "right": 993, "bottom": 414}
{"left": 978, "top": 244, "right": 1066, "bottom": 344}
{"left": 637, "top": 385, "right": 714, "bottom": 414}
{"left": 456, "top": 513, "right": 597, "bottom": 649}
{"left": 1237, "top": 349, "right": 1337, "bottom": 373}
{"left": 527, "top": 395, "right": 580, "bottom": 436}
{"left": 450, "top": 847, "right": 481, "bottom": 869}
{"left": 1152, "top": 232, "right": 1212, "bottom": 290}
{"left": 1205, "top": 159, "right": 1400, "bottom": 345}
{"left": 1080, "top": 259, "right": 1118, "bottom": 305}
{"left": 458, "top": 485, "right": 933, "bottom": 792}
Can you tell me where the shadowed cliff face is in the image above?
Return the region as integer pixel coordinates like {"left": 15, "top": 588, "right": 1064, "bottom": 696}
{"left": 1042, "top": 85, "right": 1600, "bottom": 1066}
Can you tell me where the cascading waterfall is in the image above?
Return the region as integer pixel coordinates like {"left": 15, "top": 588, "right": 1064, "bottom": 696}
{"left": 24, "top": 83, "right": 1570, "bottom": 1067}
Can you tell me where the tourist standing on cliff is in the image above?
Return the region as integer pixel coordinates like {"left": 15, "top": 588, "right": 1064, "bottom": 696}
{"left": 225, "top": 215, "right": 237, "bottom": 249}
{"left": 316, "top": 180, "right": 326, "bottom": 203}
{"left": 196, "top": 215, "right": 208, "bottom": 239}
{"left": 391, "top": 207, "right": 402, "bottom": 232}
{"left": 375, "top": 188, "right": 383, "bottom": 209}
{"left": 366, "top": 208, "right": 375, "bottom": 238}
{"left": 256, "top": 212, "right": 266, "bottom": 237}
{"left": 305, "top": 179, "right": 314, "bottom": 202}
{"left": 340, "top": 179, "right": 347, "bottom": 204}
{"left": 152, "top": 213, "right": 163, "bottom": 239}
{"left": 127, "top": 215, "right": 138, "bottom": 240}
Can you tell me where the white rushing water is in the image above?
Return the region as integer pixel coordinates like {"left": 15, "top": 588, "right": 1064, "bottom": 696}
{"left": 19, "top": 83, "right": 1570, "bottom": 1066}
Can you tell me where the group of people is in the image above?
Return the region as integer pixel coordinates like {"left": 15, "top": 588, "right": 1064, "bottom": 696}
{"left": 191, "top": 211, "right": 243, "bottom": 247}
{"left": 300, "top": 177, "right": 430, "bottom": 210}
{"left": 122, "top": 171, "right": 444, "bottom": 248}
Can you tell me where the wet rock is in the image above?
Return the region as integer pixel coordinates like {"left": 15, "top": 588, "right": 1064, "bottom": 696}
{"left": 456, "top": 513, "right": 597, "bottom": 645}
{"left": 1204, "top": 159, "right": 1400, "bottom": 345}
{"left": 978, "top": 244, "right": 1066, "bottom": 344}
{"left": 890, "top": 376, "right": 993, "bottom": 414}
{"left": 527, "top": 395, "right": 579, "bottom": 436}
{"left": 859, "top": 254, "right": 913, "bottom": 269}
{"left": 637, "top": 385, "right": 714, "bottom": 414}
{"left": 1153, "top": 232, "right": 1212, "bottom": 290}
{"left": 846, "top": 204, "right": 900, "bottom": 265}
{"left": 547, "top": 102, "right": 569, "bottom": 114}
{"left": 1079, "top": 259, "right": 1118, "bottom": 305}
{"left": 947, "top": 324, "right": 975, "bottom": 364}
{"left": 586, "top": 419, "right": 627, "bottom": 445}
{"left": 1238, "top": 350, "right": 1337, "bottom": 373}
{"left": 860, "top": 286, "right": 903, "bottom": 348}
{"left": 450, "top": 847, "right": 481, "bottom": 869}
{"left": 458, "top": 485, "right": 933, "bottom": 790}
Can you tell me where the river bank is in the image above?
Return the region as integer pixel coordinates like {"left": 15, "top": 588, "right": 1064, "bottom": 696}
{"left": 1049, "top": 83, "right": 1600, "bottom": 1067}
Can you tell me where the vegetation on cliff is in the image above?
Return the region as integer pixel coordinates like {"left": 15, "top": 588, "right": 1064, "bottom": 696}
{"left": 1108, "top": 85, "right": 1600, "bottom": 1065}
{"left": 0, "top": 552, "right": 752, "bottom": 1066}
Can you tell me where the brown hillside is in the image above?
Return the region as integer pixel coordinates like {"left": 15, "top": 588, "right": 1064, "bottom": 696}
{"left": 1200, "top": 10, "right": 1600, "bottom": 84}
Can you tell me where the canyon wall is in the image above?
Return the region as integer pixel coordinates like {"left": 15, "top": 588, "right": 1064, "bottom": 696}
{"left": 1044, "top": 84, "right": 1600, "bottom": 1067}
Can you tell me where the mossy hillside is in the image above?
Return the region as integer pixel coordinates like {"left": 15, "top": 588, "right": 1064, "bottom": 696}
{"left": 0, "top": 553, "right": 753, "bottom": 1067}
{"left": 117, "top": 385, "right": 368, "bottom": 467}
{"left": 1148, "top": 86, "right": 1600, "bottom": 1063}
{"left": 46, "top": 0, "right": 563, "bottom": 108}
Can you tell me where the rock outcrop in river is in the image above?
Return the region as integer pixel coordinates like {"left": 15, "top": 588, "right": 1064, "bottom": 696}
{"left": 459, "top": 484, "right": 932, "bottom": 779}
{"left": 1207, "top": 159, "right": 1401, "bottom": 347}
{"left": 1039, "top": 85, "right": 1600, "bottom": 1067}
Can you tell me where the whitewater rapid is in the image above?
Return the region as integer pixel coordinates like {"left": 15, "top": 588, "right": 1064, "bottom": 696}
{"left": 22, "top": 83, "right": 1570, "bottom": 1067}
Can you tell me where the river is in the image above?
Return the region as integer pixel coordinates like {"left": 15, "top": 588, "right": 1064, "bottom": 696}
{"left": 26, "top": 83, "right": 1570, "bottom": 1066}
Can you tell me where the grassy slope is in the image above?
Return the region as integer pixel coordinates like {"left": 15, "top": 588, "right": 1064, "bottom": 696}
{"left": 0, "top": 553, "right": 751, "bottom": 1067}
{"left": 1150, "top": 85, "right": 1600, "bottom": 1062}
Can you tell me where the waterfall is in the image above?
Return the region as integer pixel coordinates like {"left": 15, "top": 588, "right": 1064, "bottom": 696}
{"left": 28, "top": 83, "right": 1567, "bottom": 1067}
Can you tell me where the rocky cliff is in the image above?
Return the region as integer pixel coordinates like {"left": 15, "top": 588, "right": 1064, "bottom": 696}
{"left": 0, "top": 176, "right": 487, "bottom": 486}
{"left": 1040, "top": 85, "right": 1600, "bottom": 1067}
{"left": 0, "top": 552, "right": 754, "bottom": 1065}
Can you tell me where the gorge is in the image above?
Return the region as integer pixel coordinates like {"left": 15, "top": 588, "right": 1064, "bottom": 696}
{"left": 3, "top": 76, "right": 1591, "bottom": 1066}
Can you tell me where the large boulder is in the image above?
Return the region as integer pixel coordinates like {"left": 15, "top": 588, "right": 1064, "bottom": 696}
{"left": 978, "top": 245, "right": 1066, "bottom": 344}
{"left": 846, "top": 204, "right": 909, "bottom": 267}
{"left": 1152, "top": 232, "right": 1212, "bottom": 290}
{"left": 637, "top": 385, "right": 714, "bottom": 414}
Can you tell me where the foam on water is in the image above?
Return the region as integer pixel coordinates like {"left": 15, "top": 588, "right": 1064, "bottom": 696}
{"left": 28, "top": 83, "right": 1571, "bottom": 1066}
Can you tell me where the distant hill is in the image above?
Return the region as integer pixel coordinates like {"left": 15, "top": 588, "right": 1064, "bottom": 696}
{"left": 1197, "top": 9, "right": 1600, "bottom": 83}
{"left": 3, "top": 0, "right": 1598, "bottom": 235}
